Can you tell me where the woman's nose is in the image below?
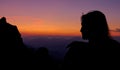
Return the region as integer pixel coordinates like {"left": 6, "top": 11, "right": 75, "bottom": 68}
{"left": 80, "top": 27, "right": 83, "bottom": 32}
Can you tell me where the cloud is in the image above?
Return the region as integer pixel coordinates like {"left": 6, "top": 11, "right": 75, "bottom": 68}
{"left": 1, "top": 16, "right": 41, "bottom": 22}
{"left": 110, "top": 28, "right": 120, "bottom": 32}
{"left": 116, "top": 28, "right": 120, "bottom": 32}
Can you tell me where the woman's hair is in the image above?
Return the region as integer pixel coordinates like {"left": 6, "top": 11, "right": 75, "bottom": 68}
{"left": 81, "top": 10, "right": 110, "bottom": 38}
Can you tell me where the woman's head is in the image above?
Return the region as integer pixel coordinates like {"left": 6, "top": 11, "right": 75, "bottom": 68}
{"left": 80, "top": 10, "right": 110, "bottom": 40}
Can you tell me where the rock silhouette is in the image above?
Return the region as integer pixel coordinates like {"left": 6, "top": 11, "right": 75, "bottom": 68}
{"left": 0, "top": 17, "right": 29, "bottom": 69}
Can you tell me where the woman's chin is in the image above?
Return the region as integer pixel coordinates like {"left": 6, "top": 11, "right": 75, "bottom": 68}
{"left": 82, "top": 36, "right": 88, "bottom": 40}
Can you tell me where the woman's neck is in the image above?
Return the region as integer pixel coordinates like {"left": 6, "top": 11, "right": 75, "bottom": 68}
{"left": 88, "top": 38, "right": 109, "bottom": 48}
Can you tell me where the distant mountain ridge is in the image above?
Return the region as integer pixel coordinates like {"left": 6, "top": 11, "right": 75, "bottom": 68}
{"left": 22, "top": 36, "right": 120, "bottom": 60}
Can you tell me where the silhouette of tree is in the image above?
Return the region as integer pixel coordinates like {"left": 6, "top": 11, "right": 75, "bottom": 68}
{"left": 35, "top": 47, "right": 56, "bottom": 70}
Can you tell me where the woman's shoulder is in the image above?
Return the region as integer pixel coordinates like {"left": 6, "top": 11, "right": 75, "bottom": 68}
{"left": 67, "top": 41, "right": 88, "bottom": 49}
{"left": 108, "top": 39, "right": 120, "bottom": 48}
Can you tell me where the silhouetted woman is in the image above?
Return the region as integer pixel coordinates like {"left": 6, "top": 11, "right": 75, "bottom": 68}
{"left": 62, "top": 10, "right": 120, "bottom": 69}
{"left": 81, "top": 11, "right": 120, "bottom": 48}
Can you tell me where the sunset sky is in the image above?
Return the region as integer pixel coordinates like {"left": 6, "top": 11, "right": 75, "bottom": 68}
{"left": 0, "top": 0, "right": 120, "bottom": 36}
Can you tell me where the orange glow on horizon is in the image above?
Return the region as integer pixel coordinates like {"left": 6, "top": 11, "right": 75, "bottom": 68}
{"left": 110, "top": 31, "right": 120, "bottom": 37}
{"left": 20, "top": 28, "right": 81, "bottom": 36}
{"left": 0, "top": 16, "right": 119, "bottom": 37}
{"left": 20, "top": 31, "right": 120, "bottom": 37}
{"left": 4, "top": 16, "right": 81, "bottom": 36}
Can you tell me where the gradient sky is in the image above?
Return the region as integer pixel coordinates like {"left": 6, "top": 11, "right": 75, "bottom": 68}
{"left": 0, "top": 0, "right": 120, "bottom": 36}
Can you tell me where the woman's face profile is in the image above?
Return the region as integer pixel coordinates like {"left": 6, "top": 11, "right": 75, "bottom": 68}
{"left": 80, "top": 18, "right": 90, "bottom": 40}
